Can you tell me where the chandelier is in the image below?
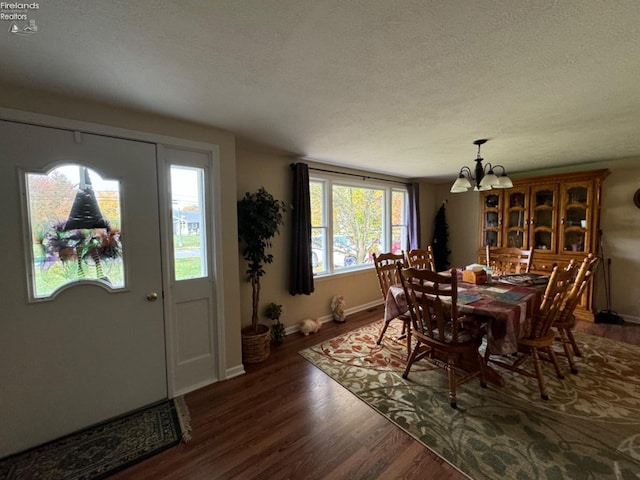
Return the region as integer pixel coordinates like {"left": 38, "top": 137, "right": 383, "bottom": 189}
{"left": 450, "top": 139, "right": 513, "bottom": 193}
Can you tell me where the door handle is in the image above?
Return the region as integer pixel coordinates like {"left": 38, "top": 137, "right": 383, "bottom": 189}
{"left": 147, "top": 292, "right": 158, "bottom": 302}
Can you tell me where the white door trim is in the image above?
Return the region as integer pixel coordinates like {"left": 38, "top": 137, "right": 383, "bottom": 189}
{"left": 0, "top": 107, "right": 228, "bottom": 395}
{"left": 0, "top": 107, "right": 221, "bottom": 152}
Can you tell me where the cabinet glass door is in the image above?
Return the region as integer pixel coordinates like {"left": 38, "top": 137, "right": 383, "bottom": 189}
{"left": 504, "top": 188, "right": 528, "bottom": 248}
{"left": 561, "top": 183, "right": 591, "bottom": 253}
{"left": 480, "top": 192, "right": 502, "bottom": 247}
{"left": 531, "top": 184, "right": 557, "bottom": 252}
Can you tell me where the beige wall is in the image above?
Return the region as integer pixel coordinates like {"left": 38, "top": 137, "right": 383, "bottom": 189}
{"left": 3, "top": 83, "right": 637, "bottom": 363}
{"left": 235, "top": 142, "right": 395, "bottom": 330}
{"left": 598, "top": 160, "right": 640, "bottom": 318}
{"left": 418, "top": 183, "right": 438, "bottom": 249}
{"left": 235, "top": 142, "right": 500, "bottom": 331}
{"left": 432, "top": 184, "right": 481, "bottom": 269}
{"left": 0, "top": 84, "right": 245, "bottom": 370}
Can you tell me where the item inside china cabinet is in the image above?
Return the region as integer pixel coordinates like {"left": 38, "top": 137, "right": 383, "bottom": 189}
{"left": 510, "top": 193, "right": 525, "bottom": 207}
{"left": 567, "top": 187, "right": 587, "bottom": 204}
{"left": 485, "top": 194, "right": 499, "bottom": 208}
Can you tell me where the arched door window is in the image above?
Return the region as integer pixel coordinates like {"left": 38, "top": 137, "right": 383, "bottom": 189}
{"left": 25, "top": 164, "right": 125, "bottom": 299}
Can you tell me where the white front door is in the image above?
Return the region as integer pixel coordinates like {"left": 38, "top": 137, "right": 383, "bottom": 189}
{"left": 0, "top": 121, "right": 167, "bottom": 457}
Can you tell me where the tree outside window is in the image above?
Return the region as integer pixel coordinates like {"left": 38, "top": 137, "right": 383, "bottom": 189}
{"left": 310, "top": 175, "right": 407, "bottom": 275}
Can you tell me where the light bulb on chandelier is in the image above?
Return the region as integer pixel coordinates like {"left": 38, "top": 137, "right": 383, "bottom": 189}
{"left": 450, "top": 139, "right": 513, "bottom": 193}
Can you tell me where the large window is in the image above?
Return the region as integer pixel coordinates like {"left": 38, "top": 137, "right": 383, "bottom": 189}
{"left": 310, "top": 174, "right": 408, "bottom": 275}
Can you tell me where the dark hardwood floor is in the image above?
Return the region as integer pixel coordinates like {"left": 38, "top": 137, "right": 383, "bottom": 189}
{"left": 110, "top": 307, "right": 640, "bottom": 479}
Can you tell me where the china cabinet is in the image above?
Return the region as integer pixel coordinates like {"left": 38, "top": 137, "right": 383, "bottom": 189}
{"left": 477, "top": 169, "right": 609, "bottom": 321}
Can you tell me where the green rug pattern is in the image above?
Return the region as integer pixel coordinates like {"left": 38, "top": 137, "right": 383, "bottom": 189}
{"left": 0, "top": 399, "right": 184, "bottom": 480}
{"left": 300, "top": 320, "right": 640, "bottom": 480}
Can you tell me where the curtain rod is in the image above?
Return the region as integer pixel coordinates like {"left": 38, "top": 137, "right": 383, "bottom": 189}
{"left": 297, "top": 164, "right": 410, "bottom": 186}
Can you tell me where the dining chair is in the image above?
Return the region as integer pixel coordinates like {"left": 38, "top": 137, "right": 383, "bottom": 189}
{"left": 553, "top": 254, "right": 599, "bottom": 374}
{"left": 488, "top": 262, "right": 577, "bottom": 400}
{"left": 399, "top": 266, "right": 487, "bottom": 408}
{"left": 486, "top": 246, "right": 533, "bottom": 275}
{"left": 373, "top": 252, "right": 412, "bottom": 358}
{"left": 405, "top": 246, "right": 436, "bottom": 272}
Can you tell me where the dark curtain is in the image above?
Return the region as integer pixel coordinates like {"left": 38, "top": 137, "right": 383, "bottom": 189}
{"left": 289, "top": 162, "right": 315, "bottom": 295}
{"left": 407, "top": 182, "right": 421, "bottom": 250}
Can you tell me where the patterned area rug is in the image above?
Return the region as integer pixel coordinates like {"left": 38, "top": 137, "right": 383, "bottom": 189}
{"left": 300, "top": 320, "right": 640, "bottom": 480}
{"left": 0, "top": 398, "right": 189, "bottom": 480}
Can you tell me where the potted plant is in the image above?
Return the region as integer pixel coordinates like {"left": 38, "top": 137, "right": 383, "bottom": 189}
{"left": 237, "top": 187, "right": 286, "bottom": 362}
{"left": 264, "top": 302, "right": 286, "bottom": 345}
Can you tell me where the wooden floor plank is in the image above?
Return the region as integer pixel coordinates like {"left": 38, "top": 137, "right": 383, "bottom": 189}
{"left": 110, "top": 307, "right": 640, "bottom": 479}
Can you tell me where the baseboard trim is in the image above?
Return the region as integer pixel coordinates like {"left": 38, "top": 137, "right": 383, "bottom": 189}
{"left": 225, "top": 364, "right": 247, "bottom": 380}
{"left": 284, "top": 299, "right": 383, "bottom": 336}
{"left": 231, "top": 299, "right": 384, "bottom": 376}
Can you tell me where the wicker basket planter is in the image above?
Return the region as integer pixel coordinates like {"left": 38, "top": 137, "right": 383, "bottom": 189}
{"left": 241, "top": 324, "right": 271, "bottom": 363}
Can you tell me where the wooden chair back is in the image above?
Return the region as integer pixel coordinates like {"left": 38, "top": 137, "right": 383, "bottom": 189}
{"left": 374, "top": 252, "right": 412, "bottom": 358}
{"left": 556, "top": 254, "right": 599, "bottom": 326}
{"left": 399, "top": 267, "right": 463, "bottom": 344}
{"left": 488, "top": 262, "right": 577, "bottom": 400}
{"left": 405, "top": 246, "right": 436, "bottom": 272}
{"left": 553, "top": 254, "right": 599, "bottom": 373}
{"left": 399, "top": 266, "right": 486, "bottom": 407}
{"left": 373, "top": 252, "right": 405, "bottom": 302}
{"left": 486, "top": 246, "right": 533, "bottom": 275}
{"left": 528, "top": 262, "right": 577, "bottom": 340}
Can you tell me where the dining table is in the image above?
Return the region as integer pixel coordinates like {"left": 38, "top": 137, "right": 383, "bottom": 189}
{"left": 384, "top": 270, "right": 545, "bottom": 386}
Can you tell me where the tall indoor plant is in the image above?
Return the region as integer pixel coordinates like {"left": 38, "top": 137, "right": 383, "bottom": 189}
{"left": 237, "top": 187, "right": 286, "bottom": 361}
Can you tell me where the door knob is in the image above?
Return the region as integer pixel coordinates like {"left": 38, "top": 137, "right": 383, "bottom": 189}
{"left": 147, "top": 292, "right": 158, "bottom": 302}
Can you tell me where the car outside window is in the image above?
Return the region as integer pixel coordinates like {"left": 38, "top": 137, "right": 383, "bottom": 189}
{"left": 310, "top": 176, "right": 407, "bottom": 275}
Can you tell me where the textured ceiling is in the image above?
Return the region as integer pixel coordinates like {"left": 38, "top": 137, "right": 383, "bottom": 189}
{"left": 2, "top": 0, "right": 639, "bottom": 181}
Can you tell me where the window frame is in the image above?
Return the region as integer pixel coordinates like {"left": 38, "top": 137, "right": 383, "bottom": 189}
{"left": 310, "top": 173, "right": 408, "bottom": 276}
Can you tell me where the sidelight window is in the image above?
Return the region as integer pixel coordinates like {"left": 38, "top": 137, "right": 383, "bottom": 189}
{"left": 170, "top": 165, "right": 208, "bottom": 281}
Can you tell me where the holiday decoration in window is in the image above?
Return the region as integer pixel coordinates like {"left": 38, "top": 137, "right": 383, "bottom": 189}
{"left": 26, "top": 165, "right": 124, "bottom": 299}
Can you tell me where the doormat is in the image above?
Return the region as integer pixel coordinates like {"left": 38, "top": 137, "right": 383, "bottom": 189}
{"left": 0, "top": 398, "right": 189, "bottom": 480}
